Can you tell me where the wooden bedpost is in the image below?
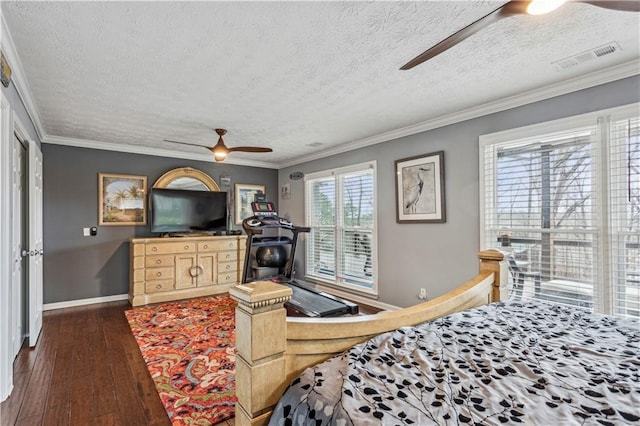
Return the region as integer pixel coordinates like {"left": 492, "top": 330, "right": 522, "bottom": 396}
{"left": 229, "top": 281, "right": 292, "bottom": 426}
{"left": 478, "top": 249, "right": 507, "bottom": 302}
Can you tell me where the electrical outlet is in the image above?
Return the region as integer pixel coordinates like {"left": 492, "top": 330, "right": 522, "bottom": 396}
{"left": 83, "top": 227, "right": 90, "bottom": 237}
{"left": 418, "top": 288, "right": 427, "bottom": 300}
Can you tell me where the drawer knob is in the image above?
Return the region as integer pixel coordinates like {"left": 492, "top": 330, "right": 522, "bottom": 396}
{"left": 156, "top": 259, "right": 162, "bottom": 264}
{"left": 203, "top": 244, "right": 208, "bottom": 249}
{"left": 225, "top": 254, "right": 230, "bottom": 259}
{"left": 228, "top": 243, "right": 233, "bottom": 247}
{"left": 156, "top": 284, "right": 162, "bottom": 290}
{"left": 152, "top": 247, "right": 158, "bottom": 252}
{"left": 156, "top": 272, "right": 162, "bottom": 277}
{"left": 184, "top": 245, "right": 189, "bottom": 250}
{"left": 225, "top": 264, "right": 231, "bottom": 270}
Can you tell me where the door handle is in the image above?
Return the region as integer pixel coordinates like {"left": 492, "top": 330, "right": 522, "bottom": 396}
{"left": 21, "top": 250, "right": 43, "bottom": 256}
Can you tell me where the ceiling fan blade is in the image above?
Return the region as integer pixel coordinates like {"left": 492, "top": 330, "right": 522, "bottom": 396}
{"left": 163, "top": 139, "right": 208, "bottom": 149}
{"left": 400, "top": 1, "right": 528, "bottom": 70}
{"left": 578, "top": 1, "right": 640, "bottom": 12}
{"left": 228, "top": 147, "right": 273, "bottom": 153}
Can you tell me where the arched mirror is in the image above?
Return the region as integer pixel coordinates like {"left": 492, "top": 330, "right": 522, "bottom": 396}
{"left": 153, "top": 167, "right": 220, "bottom": 191}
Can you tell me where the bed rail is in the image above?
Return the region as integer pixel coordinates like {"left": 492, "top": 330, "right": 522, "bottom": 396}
{"left": 229, "top": 249, "right": 507, "bottom": 425}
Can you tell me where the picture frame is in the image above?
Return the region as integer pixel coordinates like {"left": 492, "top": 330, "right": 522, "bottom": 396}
{"left": 235, "top": 183, "right": 266, "bottom": 225}
{"left": 281, "top": 183, "right": 291, "bottom": 199}
{"left": 99, "top": 173, "right": 147, "bottom": 226}
{"left": 395, "top": 151, "right": 445, "bottom": 223}
{"left": 1, "top": 51, "right": 12, "bottom": 88}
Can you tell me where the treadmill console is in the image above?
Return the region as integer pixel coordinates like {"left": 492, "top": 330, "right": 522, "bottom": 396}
{"left": 244, "top": 201, "right": 293, "bottom": 228}
{"left": 251, "top": 201, "right": 277, "bottom": 217}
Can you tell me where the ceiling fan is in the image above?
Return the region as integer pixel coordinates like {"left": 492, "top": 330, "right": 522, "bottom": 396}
{"left": 400, "top": 0, "right": 640, "bottom": 70}
{"left": 165, "top": 128, "right": 273, "bottom": 162}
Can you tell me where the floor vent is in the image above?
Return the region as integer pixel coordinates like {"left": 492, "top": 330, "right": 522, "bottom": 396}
{"left": 553, "top": 42, "right": 620, "bottom": 71}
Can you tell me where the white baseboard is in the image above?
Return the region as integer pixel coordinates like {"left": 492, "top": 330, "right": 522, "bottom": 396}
{"left": 43, "top": 294, "right": 129, "bottom": 311}
{"left": 314, "top": 284, "right": 400, "bottom": 312}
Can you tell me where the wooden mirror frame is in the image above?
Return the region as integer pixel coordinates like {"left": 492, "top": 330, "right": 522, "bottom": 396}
{"left": 152, "top": 167, "right": 220, "bottom": 191}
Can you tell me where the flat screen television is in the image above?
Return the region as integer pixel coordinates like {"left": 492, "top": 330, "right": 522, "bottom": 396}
{"left": 150, "top": 188, "right": 228, "bottom": 233}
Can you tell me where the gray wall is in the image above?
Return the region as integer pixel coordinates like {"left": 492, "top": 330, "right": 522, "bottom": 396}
{"left": 42, "top": 144, "right": 278, "bottom": 304}
{"left": 278, "top": 75, "right": 640, "bottom": 308}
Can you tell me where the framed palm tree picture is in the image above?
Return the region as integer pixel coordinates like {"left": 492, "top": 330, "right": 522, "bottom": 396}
{"left": 99, "top": 173, "right": 147, "bottom": 225}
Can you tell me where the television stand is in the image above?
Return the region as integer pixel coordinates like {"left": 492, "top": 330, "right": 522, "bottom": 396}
{"left": 129, "top": 234, "right": 246, "bottom": 306}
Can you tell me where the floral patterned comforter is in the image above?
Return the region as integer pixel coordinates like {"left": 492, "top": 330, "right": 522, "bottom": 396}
{"left": 270, "top": 300, "right": 640, "bottom": 425}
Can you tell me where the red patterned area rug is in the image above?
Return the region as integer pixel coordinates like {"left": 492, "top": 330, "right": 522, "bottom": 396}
{"left": 125, "top": 294, "right": 237, "bottom": 425}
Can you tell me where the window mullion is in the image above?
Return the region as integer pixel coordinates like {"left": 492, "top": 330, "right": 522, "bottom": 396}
{"left": 596, "top": 116, "right": 611, "bottom": 314}
{"left": 335, "top": 173, "right": 344, "bottom": 282}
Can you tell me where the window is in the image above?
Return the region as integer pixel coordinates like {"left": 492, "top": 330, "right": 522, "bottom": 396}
{"left": 305, "top": 161, "right": 377, "bottom": 295}
{"left": 480, "top": 104, "right": 639, "bottom": 318}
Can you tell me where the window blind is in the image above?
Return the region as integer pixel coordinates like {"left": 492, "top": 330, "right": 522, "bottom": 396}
{"left": 609, "top": 115, "right": 640, "bottom": 317}
{"left": 306, "top": 176, "right": 336, "bottom": 280}
{"left": 305, "top": 162, "right": 377, "bottom": 295}
{"left": 481, "top": 105, "right": 639, "bottom": 318}
{"left": 483, "top": 126, "right": 601, "bottom": 310}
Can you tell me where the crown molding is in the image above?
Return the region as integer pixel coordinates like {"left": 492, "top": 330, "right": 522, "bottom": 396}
{"left": 0, "top": 11, "right": 47, "bottom": 142}
{"left": 43, "top": 135, "right": 279, "bottom": 169}
{"left": 277, "top": 60, "right": 640, "bottom": 169}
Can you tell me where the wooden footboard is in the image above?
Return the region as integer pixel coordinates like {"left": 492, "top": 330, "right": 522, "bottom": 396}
{"left": 229, "top": 249, "right": 507, "bottom": 425}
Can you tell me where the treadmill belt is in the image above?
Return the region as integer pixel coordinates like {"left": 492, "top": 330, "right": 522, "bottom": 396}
{"left": 285, "top": 283, "right": 345, "bottom": 317}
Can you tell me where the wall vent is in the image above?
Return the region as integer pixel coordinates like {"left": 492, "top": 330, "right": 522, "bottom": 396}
{"left": 552, "top": 42, "right": 620, "bottom": 71}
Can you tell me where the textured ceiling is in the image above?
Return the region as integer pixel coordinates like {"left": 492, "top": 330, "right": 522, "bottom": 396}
{"left": 2, "top": 1, "right": 639, "bottom": 168}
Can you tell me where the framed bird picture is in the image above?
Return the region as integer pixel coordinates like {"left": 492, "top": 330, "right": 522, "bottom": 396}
{"left": 395, "top": 151, "right": 445, "bottom": 223}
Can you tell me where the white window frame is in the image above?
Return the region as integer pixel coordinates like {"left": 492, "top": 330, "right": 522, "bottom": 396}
{"left": 480, "top": 103, "right": 640, "bottom": 316}
{"left": 304, "top": 161, "right": 378, "bottom": 297}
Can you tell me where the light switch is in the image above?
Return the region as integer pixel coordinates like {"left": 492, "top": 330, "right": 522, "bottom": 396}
{"left": 83, "top": 227, "right": 90, "bottom": 236}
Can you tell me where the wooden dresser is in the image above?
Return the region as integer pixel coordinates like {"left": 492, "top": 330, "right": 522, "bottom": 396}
{"left": 129, "top": 235, "right": 246, "bottom": 306}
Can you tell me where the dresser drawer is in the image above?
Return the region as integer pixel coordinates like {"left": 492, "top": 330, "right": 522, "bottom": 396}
{"left": 145, "top": 279, "right": 174, "bottom": 293}
{"left": 218, "top": 261, "right": 237, "bottom": 273}
{"left": 217, "top": 272, "right": 237, "bottom": 284}
{"left": 198, "top": 239, "right": 238, "bottom": 252}
{"left": 146, "top": 255, "right": 175, "bottom": 268}
{"left": 218, "top": 250, "right": 238, "bottom": 262}
{"left": 145, "top": 267, "right": 174, "bottom": 281}
{"left": 146, "top": 242, "right": 195, "bottom": 254}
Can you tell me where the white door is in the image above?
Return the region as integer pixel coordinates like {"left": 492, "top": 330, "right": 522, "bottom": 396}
{"left": 11, "top": 135, "right": 26, "bottom": 356}
{"left": 28, "top": 140, "right": 43, "bottom": 347}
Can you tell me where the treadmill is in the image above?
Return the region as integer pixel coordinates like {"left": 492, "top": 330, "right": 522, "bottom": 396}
{"left": 241, "top": 201, "right": 358, "bottom": 317}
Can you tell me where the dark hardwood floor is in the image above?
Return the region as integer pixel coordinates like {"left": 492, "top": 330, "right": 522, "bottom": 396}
{"left": 0, "top": 301, "right": 235, "bottom": 426}
{"left": 1, "top": 296, "right": 379, "bottom": 426}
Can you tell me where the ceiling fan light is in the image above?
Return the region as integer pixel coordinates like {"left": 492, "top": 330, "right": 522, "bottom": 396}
{"left": 526, "top": 0, "right": 566, "bottom": 15}
{"left": 213, "top": 150, "right": 227, "bottom": 161}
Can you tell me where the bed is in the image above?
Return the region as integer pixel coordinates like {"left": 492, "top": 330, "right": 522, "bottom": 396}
{"left": 270, "top": 299, "right": 639, "bottom": 425}
{"left": 228, "top": 250, "right": 639, "bottom": 425}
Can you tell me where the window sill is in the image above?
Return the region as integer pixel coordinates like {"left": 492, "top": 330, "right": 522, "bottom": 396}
{"left": 304, "top": 275, "right": 378, "bottom": 299}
